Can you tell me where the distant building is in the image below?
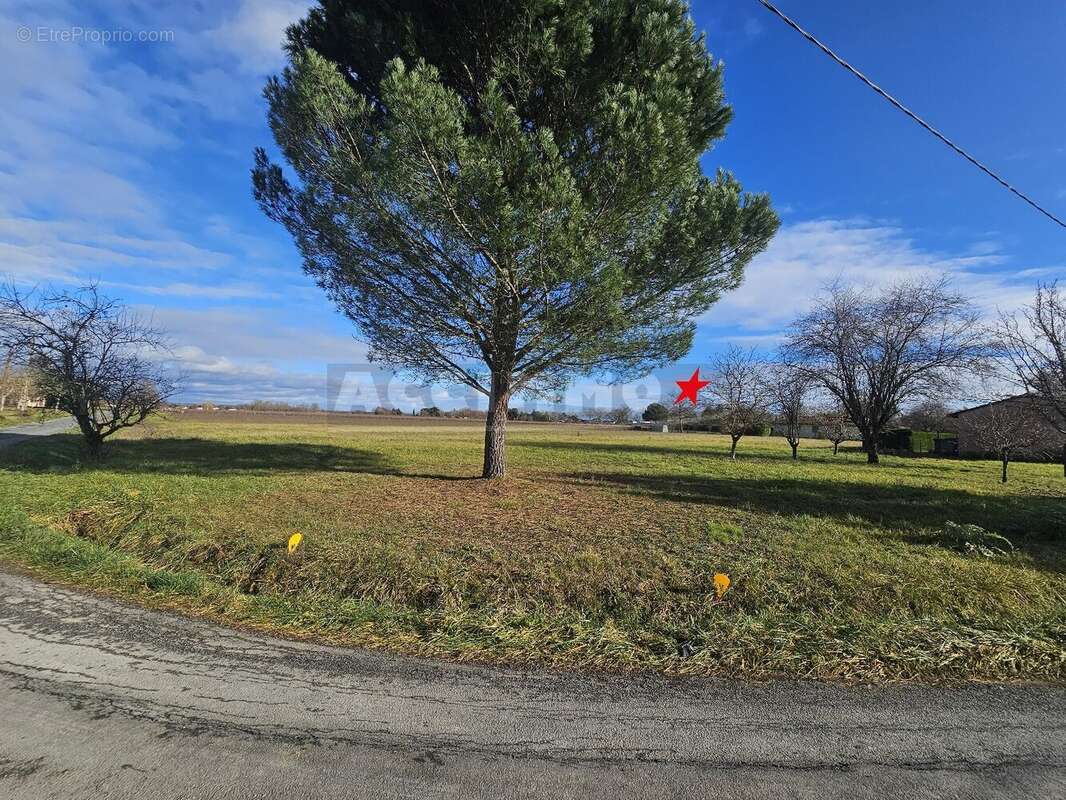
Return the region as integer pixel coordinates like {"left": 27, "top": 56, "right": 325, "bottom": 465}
{"left": 949, "top": 394, "right": 1064, "bottom": 457}
{"left": 769, "top": 415, "right": 825, "bottom": 440}
{"left": 14, "top": 395, "right": 49, "bottom": 411}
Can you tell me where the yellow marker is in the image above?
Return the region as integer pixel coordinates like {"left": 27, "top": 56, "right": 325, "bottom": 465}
{"left": 288, "top": 532, "right": 304, "bottom": 554}
{"left": 713, "top": 572, "right": 730, "bottom": 598}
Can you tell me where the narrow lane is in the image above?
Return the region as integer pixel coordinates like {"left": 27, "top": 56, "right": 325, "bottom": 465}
{"left": 0, "top": 569, "right": 1063, "bottom": 799}
{"left": 0, "top": 416, "right": 75, "bottom": 449}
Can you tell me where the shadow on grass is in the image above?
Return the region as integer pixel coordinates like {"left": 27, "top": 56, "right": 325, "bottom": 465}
{"left": 0, "top": 431, "right": 39, "bottom": 449}
{"left": 0, "top": 434, "right": 395, "bottom": 477}
{"left": 566, "top": 470, "right": 1066, "bottom": 570}
{"left": 525, "top": 438, "right": 1053, "bottom": 477}
{"left": 523, "top": 438, "right": 852, "bottom": 463}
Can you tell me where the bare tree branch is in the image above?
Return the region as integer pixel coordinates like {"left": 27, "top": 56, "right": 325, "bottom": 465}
{"left": 0, "top": 284, "right": 177, "bottom": 458}
{"left": 783, "top": 276, "right": 989, "bottom": 464}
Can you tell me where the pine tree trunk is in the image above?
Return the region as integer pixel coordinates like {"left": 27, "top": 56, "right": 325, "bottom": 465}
{"left": 481, "top": 373, "right": 510, "bottom": 479}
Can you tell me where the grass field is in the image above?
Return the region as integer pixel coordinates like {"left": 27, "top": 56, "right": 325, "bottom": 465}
{"left": 0, "top": 408, "right": 66, "bottom": 428}
{"left": 1, "top": 411, "right": 1063, "bottom": 683}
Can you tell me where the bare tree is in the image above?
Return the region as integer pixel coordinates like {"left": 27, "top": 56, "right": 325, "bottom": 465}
{"left": 707, "top": 346, "right": 770, "bottom": 459}
{"left": 0, "top": 285, "right": 176, "bottom": 458}
{"left": 0, "top": 349, "right": 13, "bottom": 412}
{"left": 12, "top": 368, "right": 41, "bottom": 412}
{"left": 606, "top": 405, "right": 635, "bottom": 425}
{"left": 0, "top": 351, "right": 38, "bottom": 412}
{"left": 815, "top": 404, "right": 859, "bottom": 455}
{"left": 1000, "top": 282, "right": 1066, "bottom": 476}
{"left": 784, "top": 277, "right": 987, "bottom": 464}
{"left": 766, "top": 362, "right": 812, "bottom": 460}
{"left": 669, "top": 401, "right": 699, "bottom": 433}
{"left": 957, "top": 396, "right": 1045, "bottom": 483}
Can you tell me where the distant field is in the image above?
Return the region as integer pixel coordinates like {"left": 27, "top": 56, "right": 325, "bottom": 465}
{"left": 1, "top": 410, "right": 1063, "bottom": 683}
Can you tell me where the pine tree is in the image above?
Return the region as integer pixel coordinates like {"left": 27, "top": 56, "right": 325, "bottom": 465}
{"left": 253, "top": 0, "right": 778, "bottom": 477}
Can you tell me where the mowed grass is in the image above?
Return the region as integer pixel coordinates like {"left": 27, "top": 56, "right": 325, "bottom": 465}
{"left": 1, "top": 411, "right": 1064, "bottom": 683}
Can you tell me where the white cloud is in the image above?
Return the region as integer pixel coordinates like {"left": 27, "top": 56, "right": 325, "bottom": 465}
{"left": 705, "top": 218, "right": 1046, "bottom": 333}
{"left": 0, "top": 218, "right": 236, "bottom": 284}
{"left": 111, "top": 281, "right": 282, "bottom": 300}
{"left": 198, "top": 0, "right": 311, "bottom": 76}
{"left": 150, "top": 306, "right": 366, "bottom": 363}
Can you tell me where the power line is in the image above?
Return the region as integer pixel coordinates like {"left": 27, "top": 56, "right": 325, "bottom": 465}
{"left": 756, "top": 0, "right": 1066, "bottom": 231}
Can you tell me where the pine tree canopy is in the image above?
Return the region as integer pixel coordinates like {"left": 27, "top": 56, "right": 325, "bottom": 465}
{"left": 253, "top": 0, "right": 778, "bottom": 475}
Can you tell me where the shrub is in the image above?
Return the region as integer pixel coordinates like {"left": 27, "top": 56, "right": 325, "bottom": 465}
{"left": 643, "top": 403, "right": 669, "bottom": 422}
{"left": 879, "top": 428, "right": 952, "bottom": 454}
{"left": 930, "top": 522, "right": 1014, "bottom": 558}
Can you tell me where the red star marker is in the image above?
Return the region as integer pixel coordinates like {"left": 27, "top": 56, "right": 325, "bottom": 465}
{"left": 674, "top": 368, "right": 710, "bottom": 405}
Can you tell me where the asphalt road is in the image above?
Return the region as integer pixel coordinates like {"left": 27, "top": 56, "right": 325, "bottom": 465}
{"left": 0, "top": 416, "right": 75, "bottom": 449}
{"left": 1, "top": 570, "right": 1063, "bottom": 798}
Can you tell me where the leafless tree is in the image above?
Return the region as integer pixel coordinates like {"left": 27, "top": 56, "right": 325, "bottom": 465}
{"left": 606, "top": 405, "right": 635, "bottom": 425}
{"left": 707, "top": 346, "right": 770, "bottom": 459}
{"left": 669, "top": 401, "right": 699, "bottom": 433}
{"left": 0, "top": 285, "right": 176, "bottom": 458}
{"left": 0, "top": 349, "right": 12, "bottom": 412}
{"left": 814, "top": 404, "right": 859, "bottom": 455}
{"left": 0, "top": 350, "right": 39, "bottom": 412}
{"left": 1000, "top": 282, "right": 1066, "bottom": 476}
{"left": 765, "top": 362, "right": 812, "bottom": 460}
{"left": 12, "top": 368, "right": 41, "bottom": 411}
{"left": 783, "top": 277, "right": 987, "bottom": 464}
{"left": 957, "top": 396, "right": 1046, "bottom": 483}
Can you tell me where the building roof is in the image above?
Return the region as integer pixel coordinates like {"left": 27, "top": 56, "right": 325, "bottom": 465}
{"left": 948, "top": 393, "right": 1043, "bottom": 418}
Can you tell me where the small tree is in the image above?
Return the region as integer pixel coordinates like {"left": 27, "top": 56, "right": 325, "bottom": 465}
{"left": 766, "top": 363, "right": 812, "bottom": 460}
{"left": 254, "top": 1, "right": 778, "bottom": 477}
{"left": 643, "top": 402, "right": 669, "bottom": 423}
{"left": 1000, "top": 282, "right": 1066, "bottom": 476}
{"left": 0, "top": 285, "right": 175, "bottom": 458}
{"left": 670, "top": 400, "right": 700, "bottom": 433}
{"left": 607, "top": 405, "right": 635, "bottom": 425}
{"left": 815, "top": 405, "right": 859, "bottom": 455}
{"left": 958, "top": 396, "right": 1045, "bottom": 483}
{"left": 784, "top": 277, "right": 987, "bottom": 463}
{"left": 708, "top": 346, "right": 769, "bottom": 459}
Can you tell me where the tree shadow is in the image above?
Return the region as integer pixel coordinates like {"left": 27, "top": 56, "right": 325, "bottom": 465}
{"left": 0, "top": 431, "right": 42, "bottom": 450}
{"left": 564, "top": 470, "right": 1066, "bottom": 572}
{"left": 0, "top": 434, "right": 396, "bottom": 477}
{"left": 522, "top": 438, "right": 789, "bottom": 462}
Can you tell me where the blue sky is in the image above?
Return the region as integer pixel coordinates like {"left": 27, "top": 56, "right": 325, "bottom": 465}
{"left": 3, "top": 1, "right": 1064, "bottom": 410}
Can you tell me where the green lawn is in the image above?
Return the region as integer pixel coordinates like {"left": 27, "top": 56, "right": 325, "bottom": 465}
{"left": 0, "top": 408, "right": 66, "bottom": 428}
{"left": 1, "top": 411, "right": 1063, "bottom": 683}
